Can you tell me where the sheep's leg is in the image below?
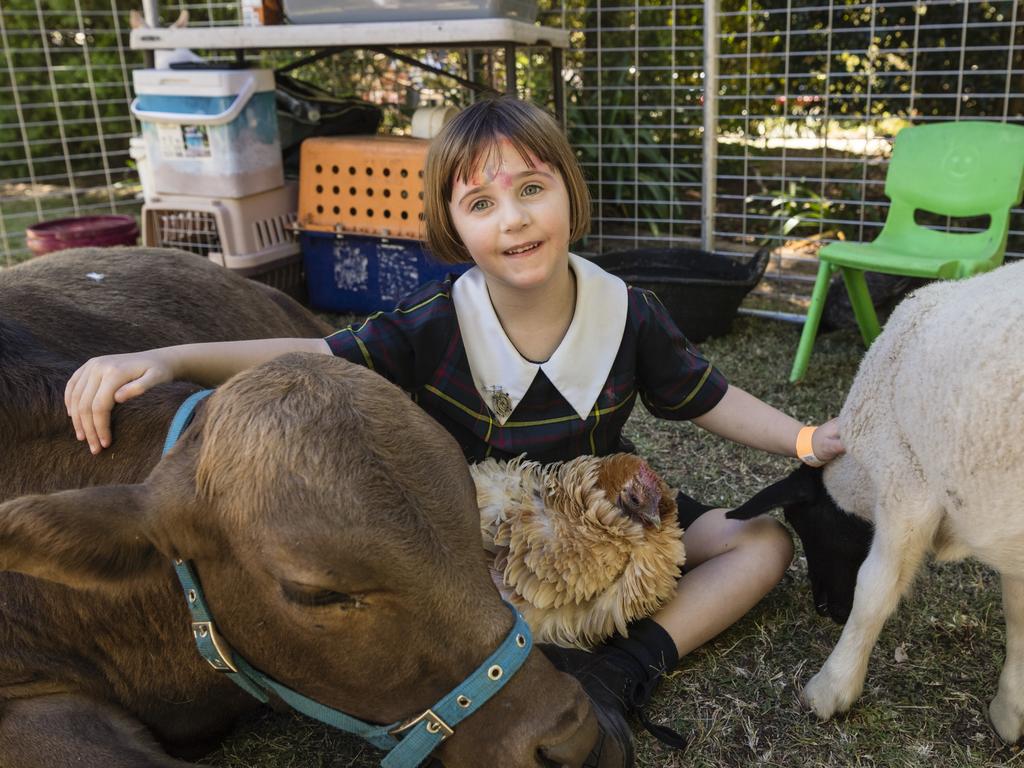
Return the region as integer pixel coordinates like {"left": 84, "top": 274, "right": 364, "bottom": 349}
{"left": 0, "top": 694, "right": 195, "bottom": 768}
{"left": 990, "top": 574, "right": 1024, "bottom": 742}
{"left": 801, "top": 505, "right": 933, "bottom": 719}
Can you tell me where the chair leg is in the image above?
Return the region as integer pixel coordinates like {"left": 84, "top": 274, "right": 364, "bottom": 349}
{"left": 790, "top": 260, "right": 833, "bottom": 383}
{"left": 839, "top": 267, "right": 882, "bottom": 346}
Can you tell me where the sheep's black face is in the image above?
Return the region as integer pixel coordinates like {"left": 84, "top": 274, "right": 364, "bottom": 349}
{"left": 727, "top": 465, "right": 873, "bottom": 624}
{"left": 783, "top": 489, "right": 873, "bottom": 623}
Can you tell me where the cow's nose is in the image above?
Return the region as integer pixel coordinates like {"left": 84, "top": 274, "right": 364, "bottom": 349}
{"left": 539, "top": 703, "right": 637, "bottom": 768}
{"left": 535, "top": 705, "right": 603, "bottom": 768}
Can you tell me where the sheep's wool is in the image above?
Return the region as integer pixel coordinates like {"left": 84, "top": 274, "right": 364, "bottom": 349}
{"left": 790, "top": 258, "right": 1024, "bottom": 741}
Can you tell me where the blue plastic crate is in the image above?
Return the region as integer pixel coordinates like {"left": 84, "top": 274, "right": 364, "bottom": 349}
{"left": 301, "top": 231, "right": 469, "bottom": 313}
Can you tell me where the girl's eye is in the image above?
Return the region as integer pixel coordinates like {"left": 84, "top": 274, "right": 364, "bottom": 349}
{"left": 470, "top": 199, "right": 492, "bottom": 212}
{"left": 522, "top": 183, "right": 543, "bottom": 196}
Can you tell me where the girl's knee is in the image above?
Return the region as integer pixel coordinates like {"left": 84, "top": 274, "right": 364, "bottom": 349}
{"left": 741, "top": 516, "right": 794, "bottom": 575}
{"left": 683, "top": 507, "right": 792, "bottom": 570}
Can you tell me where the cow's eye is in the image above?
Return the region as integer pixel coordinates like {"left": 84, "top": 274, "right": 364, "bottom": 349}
{"left": 281, "top": 582, "right": 362, "bottom": 608}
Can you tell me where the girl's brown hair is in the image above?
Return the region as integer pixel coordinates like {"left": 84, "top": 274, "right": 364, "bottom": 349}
{"left": 423, "top": 96, "right": 591, "bottom": 264}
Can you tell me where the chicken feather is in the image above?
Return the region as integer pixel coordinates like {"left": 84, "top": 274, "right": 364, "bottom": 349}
{"left": 472, "top": 454, "right": 686, "bottom": 649}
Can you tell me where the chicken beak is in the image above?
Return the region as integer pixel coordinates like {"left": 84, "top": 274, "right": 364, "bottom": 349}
{"left": 639, "top": 500, "right": 662, "bottom": 529}
{"left": 616, "top": 478, "right": 664, "bottom": 529}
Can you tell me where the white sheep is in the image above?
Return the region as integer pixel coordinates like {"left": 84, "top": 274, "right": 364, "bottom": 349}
{"left": 731, "top": 257, "right": 1024, "bottom": 741}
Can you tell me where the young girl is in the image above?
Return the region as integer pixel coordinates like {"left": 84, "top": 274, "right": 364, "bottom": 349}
{"left": 66, "top": 96, "right": 842, "bottom": 763}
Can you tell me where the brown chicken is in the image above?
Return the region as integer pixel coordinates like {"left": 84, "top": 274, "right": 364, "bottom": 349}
{"left": 472, "top": 453, "right": 685, "bottom": 649}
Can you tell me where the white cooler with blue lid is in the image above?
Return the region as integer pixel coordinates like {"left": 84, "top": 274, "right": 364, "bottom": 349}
{"left": 131, "top": 69, "right": 283, "bottom": 199}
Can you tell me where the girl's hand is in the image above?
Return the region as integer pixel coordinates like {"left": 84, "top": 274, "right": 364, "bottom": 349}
{"left": 811, "top": 417, "right": 845, "bottom": 464}
{"left": 64, "top": 351, "right": 176, "bottom": 454}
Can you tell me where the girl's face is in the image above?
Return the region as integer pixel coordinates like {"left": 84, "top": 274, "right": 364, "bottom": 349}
{"left": 448, "top": 139, "right": 571, "bottom": 295}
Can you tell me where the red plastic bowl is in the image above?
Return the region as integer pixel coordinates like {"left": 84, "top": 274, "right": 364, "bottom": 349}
{"left": 26, "top": 215, "right": 139, "bottom": 257}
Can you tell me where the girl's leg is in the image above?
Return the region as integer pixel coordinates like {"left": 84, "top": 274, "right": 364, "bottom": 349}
{"left": 541, "top": 506, "right": 794, "bottom": 758}
{"left": 654, "top": 508, "right": 794, "bottom": 657}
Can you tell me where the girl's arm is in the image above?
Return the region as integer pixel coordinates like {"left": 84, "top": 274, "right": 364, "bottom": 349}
{"left": 65, "top": 338, "right": 332, "bottom": 454}
{"left": 691, "top": 385, "right": 844, "bottom": 463}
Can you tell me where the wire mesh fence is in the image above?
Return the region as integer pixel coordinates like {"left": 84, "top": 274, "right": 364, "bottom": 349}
{"left": 713, "top": 0, "right": 1024, "bottom": 307}
{"left": 0, "top": 0, "right": 143, "bottom": 262}
{"left": 1, "top": 0, "right": 1021, "bottom": 314}
{"left": 563, "top": 0, "right": 1024, "bottom": 310}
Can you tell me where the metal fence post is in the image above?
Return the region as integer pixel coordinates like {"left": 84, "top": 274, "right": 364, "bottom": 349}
{"left": 702, "top": 0, "right": 718, "bottom": 254}
{"left": 142, "top": 0, "right": 160, "bottom": 27}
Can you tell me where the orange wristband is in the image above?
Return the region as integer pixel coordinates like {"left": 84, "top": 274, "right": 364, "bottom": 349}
{"left": 796, "top": 425, "right": 824, "bottom": 467}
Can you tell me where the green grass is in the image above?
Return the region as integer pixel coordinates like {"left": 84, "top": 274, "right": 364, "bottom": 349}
{"left": 0, "top": 185, "right": 141, "bottom": 266}
{"left": 201, "top": 315, "right": 1020, "bottom": 767}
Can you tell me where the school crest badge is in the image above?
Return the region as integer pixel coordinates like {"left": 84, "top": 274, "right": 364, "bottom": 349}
{"left": 486, "top": 386, "right": 513, "bottom": 420}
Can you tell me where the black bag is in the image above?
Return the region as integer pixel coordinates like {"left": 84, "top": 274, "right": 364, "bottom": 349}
{"left": 275, "top": 73, "right": 383, "bottom": 176}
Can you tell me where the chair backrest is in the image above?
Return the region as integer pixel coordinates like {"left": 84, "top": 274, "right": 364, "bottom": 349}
{"left": 885, "top": 121, "right": 1024, "bottom": 219}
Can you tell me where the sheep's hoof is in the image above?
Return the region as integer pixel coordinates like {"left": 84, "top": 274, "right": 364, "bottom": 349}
{"left": 989, "top": 693, "right": 1024, "bottom": 743}
{"left": 801, "top": 667, "right": 858, "bottom": 720}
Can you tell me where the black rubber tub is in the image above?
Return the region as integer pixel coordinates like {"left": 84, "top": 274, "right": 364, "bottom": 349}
{"left": 590, "top": 247, "right": 769, "bottom": 342}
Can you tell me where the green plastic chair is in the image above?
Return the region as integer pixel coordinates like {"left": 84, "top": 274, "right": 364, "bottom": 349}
{"left": 790, "top": 121, "right": 1024, "bottom": 382}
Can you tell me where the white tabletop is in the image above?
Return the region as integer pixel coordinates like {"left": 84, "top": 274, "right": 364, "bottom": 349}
{"left": 130, "top": 18, "right": 570, "bottom": 51}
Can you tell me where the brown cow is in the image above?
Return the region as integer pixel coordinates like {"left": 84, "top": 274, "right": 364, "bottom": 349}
{"left": 0, "top": 248, "right": 609, "bottom": 767}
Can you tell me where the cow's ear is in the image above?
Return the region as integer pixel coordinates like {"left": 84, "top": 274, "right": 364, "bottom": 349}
{"left": 0, "top": 485, "right": 167, "bottom": 589}
{"left": 140, "top": 420, "right": 222, "bottom": 562}
{"left": 726, "top": 464, "right": 824, "bottom": 520}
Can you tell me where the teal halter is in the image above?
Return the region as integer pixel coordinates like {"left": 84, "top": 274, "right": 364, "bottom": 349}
{"left": 163, "top": 389, "right": 533, "bottom": 768}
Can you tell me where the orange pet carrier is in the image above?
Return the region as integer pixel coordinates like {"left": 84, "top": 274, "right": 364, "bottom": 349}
{"left": 298, "top": 136, "right": 428, "bottom": 240}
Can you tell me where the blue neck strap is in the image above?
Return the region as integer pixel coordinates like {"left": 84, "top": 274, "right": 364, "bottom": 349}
{"left": 163, "top": 389, "right": 533, "bottom": 768}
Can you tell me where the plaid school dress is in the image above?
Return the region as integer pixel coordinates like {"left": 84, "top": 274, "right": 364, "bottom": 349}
{"left": 325, "top": 254, "right": 727, "bottom": 464}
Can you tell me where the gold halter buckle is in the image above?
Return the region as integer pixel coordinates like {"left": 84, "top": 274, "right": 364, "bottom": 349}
{"left": 388, "top": 708, "right": 454, "bottom": 741}
{"left": 191, "top": 620, "right": 239, "bottom": 673}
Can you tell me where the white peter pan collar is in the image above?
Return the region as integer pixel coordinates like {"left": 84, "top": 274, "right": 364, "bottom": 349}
{"left": 452, "top": 252, "right": 629, "bottom": 425}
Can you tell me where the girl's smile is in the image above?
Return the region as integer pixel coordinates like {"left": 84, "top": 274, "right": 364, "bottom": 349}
{"left": 503, "top": 241, "right": 542, "bottom": 256}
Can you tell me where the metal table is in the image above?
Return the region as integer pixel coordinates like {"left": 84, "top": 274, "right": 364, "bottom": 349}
{"left": 129, "top": 17, "right": 570, "bottom": 122}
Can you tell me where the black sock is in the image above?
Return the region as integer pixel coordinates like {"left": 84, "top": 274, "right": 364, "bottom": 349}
{"left": 608, "top": 617, "right": 679, "bottom": 678}
{"left": 604, "top": 618, "right": 687, "bottom": 749}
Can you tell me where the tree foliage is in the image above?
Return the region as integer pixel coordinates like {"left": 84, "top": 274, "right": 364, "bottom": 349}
{"left": 0, "top": 0, "right": 1019, "bottom": 254}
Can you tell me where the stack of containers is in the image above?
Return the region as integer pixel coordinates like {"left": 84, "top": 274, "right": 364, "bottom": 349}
{"left": 131, "top": 68, "right": 304, "bottom": 298}
{"left": 297, "top": 135, "right": 467, "bottom": 313}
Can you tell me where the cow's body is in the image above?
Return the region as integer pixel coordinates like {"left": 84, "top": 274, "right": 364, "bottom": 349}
{"left": 0, "top": 248, "right": 604, "bottom": 768}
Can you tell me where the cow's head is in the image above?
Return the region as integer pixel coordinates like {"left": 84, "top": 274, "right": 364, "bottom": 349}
{"left": 726, "top": 464, "right": 873, "bottom": 623}
{"left": 0, "top": 354, "right": 614, "bottom": 767}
